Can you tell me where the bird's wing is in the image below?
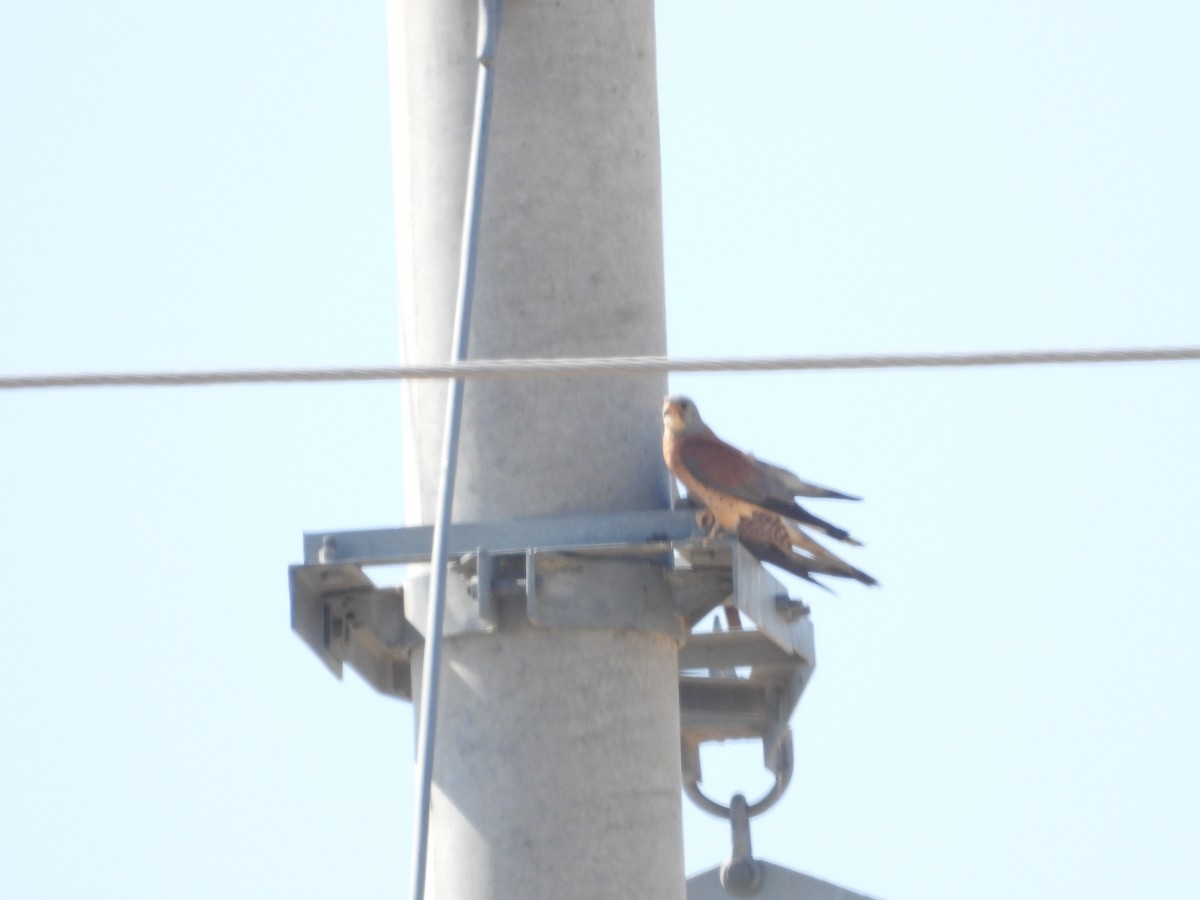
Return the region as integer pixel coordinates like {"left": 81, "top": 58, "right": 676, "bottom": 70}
{"left": 751, "top": 457, "right": 861, "bottom": 501}
{"left": 677, "top": 436, "right": 781, "bottom": 508}
{"left": 679, "top": 436, "right": 862, "bottom": 545}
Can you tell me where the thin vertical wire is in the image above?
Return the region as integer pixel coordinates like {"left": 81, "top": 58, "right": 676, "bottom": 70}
{"left": 409, "top": 2, "right": 504, "bottom": 899}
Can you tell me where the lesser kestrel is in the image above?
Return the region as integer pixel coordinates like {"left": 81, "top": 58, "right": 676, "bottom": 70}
{"left": 662, "top": 395, "right": 876, "bottom": 590}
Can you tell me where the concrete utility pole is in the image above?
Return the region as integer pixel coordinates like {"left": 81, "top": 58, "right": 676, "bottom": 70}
{"left": 386, "top": 0, "right": 682, "bottom": 897}
{"left": 293, "top": 6, "right": 887, "bottom": 899}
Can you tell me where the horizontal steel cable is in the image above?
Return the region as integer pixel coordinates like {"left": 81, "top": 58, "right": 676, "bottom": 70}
{"left": 1, "top": 345, "right": 1197, "bottom": 391}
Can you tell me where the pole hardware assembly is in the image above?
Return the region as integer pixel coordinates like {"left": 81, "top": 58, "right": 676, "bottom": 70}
{"left": 290, "top": 506, "right": 817, "bottom": 807}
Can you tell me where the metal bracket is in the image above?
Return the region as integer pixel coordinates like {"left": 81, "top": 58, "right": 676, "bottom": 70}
{"left": 676, "top": 543, "right": 813, "bottom": 821}
{"left": 524, "top": 549, "right": 682, "bottom": 634}
{"left": 290, "top": 563, "right": 420, "bottom": 698}
{"left": 404, "top": 548, "right": 499, "bottom": 639}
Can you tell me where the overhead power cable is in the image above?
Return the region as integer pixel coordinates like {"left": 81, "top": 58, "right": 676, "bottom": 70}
{"left": 1, "top": 345, "right": 1197, "bottom": 392}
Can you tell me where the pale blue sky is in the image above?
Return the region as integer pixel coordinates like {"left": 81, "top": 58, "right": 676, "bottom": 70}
{"left": 2, "top": 2, "right": 1199, "bottom": 899}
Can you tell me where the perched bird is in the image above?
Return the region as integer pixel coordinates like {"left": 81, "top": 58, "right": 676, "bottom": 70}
{"left": 662, "top": 395, "right": 876, "bottom": 590}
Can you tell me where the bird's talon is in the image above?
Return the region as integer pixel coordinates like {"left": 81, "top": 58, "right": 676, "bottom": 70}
{"left": 694, "top": 508, "right": 723, "bottom": 545}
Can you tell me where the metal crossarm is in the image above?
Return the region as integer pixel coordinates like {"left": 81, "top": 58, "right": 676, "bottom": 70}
{"left": 303, "top": 508, "right": 703, "bottom": 565}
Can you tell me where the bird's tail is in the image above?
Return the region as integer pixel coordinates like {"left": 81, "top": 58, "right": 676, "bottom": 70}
{"left": 750, "top": 543, "right": 836, "bottom": 592}
{"left": 783, "top": 522, "right": 878, "bottom": 587}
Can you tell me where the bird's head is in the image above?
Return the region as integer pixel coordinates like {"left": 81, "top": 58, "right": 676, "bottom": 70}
{"left": 662, "top": 395, "right": 705, "bottom": 434}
